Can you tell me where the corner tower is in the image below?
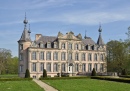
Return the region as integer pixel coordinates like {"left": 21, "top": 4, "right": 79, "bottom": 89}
{"left": 18, "top": 13, "right": 31, "bottom": 77}
{"left": 97, "top": 25, "right": 104, "bottom": 45}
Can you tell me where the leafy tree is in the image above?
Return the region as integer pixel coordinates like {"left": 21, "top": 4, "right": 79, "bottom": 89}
{"left": 25, "top": 69, "right": 30, "bottom": 78}
{"left": 43, "top": 69, "right": 47, "bottom": 78}
{"left": 121, "top": 69, "right": 127, "bottom": 75}
{"left": 0, "top": 48, "right": 12, "bottom": 74}
{"left": 107, "top": 40, "right": 129, "bottom": 74}
{"left": 91, "top": 68, "right": 96, "bottom": 76}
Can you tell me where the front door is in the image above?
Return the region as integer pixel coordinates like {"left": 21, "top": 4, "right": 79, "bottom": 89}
{"left": 68, "top": 63, "right": 73, "bottom": 73}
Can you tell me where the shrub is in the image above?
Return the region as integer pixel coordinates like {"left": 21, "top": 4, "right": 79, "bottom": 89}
{"left": 43, "top": 69, "right": 47, "bottom": 78}
{"left": 0, "top": 78, "right": 32, "bottom": 81}
{"left": 91, "top": 68, "right": 96, "bottom": 76}
{"left": 25, "top": 69, "right": 30, "bottom": 78}
{"left": 121, "top": 69, "right": 127, "bottom": 75}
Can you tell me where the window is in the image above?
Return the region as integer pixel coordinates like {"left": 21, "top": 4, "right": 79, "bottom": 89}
{"left": 100, "top": 54, "right": 103, "bottom": 61}
{"left": 61, "top": 63, "right": 66, "bottom": 72}
{"left": 100, "top": 64, "right": 104, "bottom": 72}
{"left": 54, "top": 43, "right": 57, "bottom": 48}
{"left": 82, "top": 45, "right": 85, "bottom": 50}
{"left": 32, "top": 63, "right": 36, "bottom": 72}
{"left": 53, "top": 52, "right": 58, "bottom": 60}
{"left": 46, "top": 52, "right": 51, "bottom": 60}
{"left": 19, "top": 65, "right": 23, "bottom": 72}
{"left": 88, "top": 53, "right": 92, "bottom": 61}
{"left": 31, "top": 51, "right": 37, "bottom": 60}
{"left": 40, "top": 43, "right": 44, "bottom": 48}
{"left": 82, "top": 64, "right": 86, "bottom": 72}
{"left": 69, "top": 43, "right": 72, "bottom": 49}
{"left": 47, "top": 43, "right": 51, "bottom": 48}
{"left": 61, "top": 52, "right": 66, "bottom": 60}
{"left": 40, "top": 63, "right": 44, "bottom": 71}
{"left": 62, "top": 43, "right": 65, "bottom": 49}
{"left": 53, "top": 63, "right": 58, "bottom": 72}
{"left": 75, "top": 53, "right": 79, "bottom": 61}
{"left": 20, "top": 44, "right": 23, "bottom": 50}
{"left": 82, "top": 53, "right": 86, "bottom": 61}
{"left": 75, "top": 44, "right": 78, "bottom": 50}
{"left": 47, "top": 63, "right": 51, "bottom": 72}
{"left": 19, "top": 53, "right": 23, "bottom": 61}
{"left": 69, "top": 53, "right": 72, "bottom": 60}
{"left": 75, "top": 64, "right": 79, "bottom": 72}
{"left": 39, "top": 52, "right": 44, "bottom": 60}
{"left": 88, "top": 63, "right": 92, "bottom": 72}
{"left": 94, "top": 54, "right": 98, "bottom": 61}
{"left": 94, "top": 63, "right": 98, "bottom": 71}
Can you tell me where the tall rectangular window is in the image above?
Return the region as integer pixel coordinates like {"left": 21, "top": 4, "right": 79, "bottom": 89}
{"left": 82, "top": 64, "right": 86, "bottom": 72}
{"left": 69, "top": 53, "right": 72, "bottom": 60}
{"left": 40, "top": 63, "right": 44, "bottom": 72}
{"left": 20, "top": 44, "right": 23, "bottom": 50}
{"left": 31, "top": 51, "right": 37, "bottom": 60}
{"left": 19, "top": 65, "right": 23, "bottom": 72}
{"left": 88, "top": 53, "right": 92, "bottom": 61}
{"left": 47, "top": 63, "right": 51, "bottom": 72}
{"left": 53, "top": 52, "right": 58, "bottom": 60}
{"left": 75, "top": 53, "right": 79, "bottom": 61}
{"left": 61, "top": 52, "right": 66, "bottom": 60}
{"left": 100, "top": 64, "right": 104, "bottom": 72}
{"left": 94, "top": 63, "right": 98, "bottom": 71}
{"left": 88, "top": 63, "right": 92, "bottom": 72}
{"left": 19, "top": 53, "right": 23, "bottom": 61}
{"left": 75, "top": 64, "right": 79, "bottom": 72}
{"left": 82, "top": 53, "right": 86, "bottom": 61}
{"left": 53, "top": 63, "right": 58, "bottom": 72}
{"left": 32, "top": 63, "right": 36, "bottom": 72}
{"left": 46, "top": 52, "right": 51, "bottom": 60}
{"left": 39, "top": 52, "right": 44, "bottom": 60}
{"left": 69, "top": 43, "right": 72, "bottom": 50}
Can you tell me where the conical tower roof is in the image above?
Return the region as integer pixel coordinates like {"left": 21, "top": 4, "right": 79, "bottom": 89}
{"left": 97, "top": 25, "right": 104, "bottom": 45}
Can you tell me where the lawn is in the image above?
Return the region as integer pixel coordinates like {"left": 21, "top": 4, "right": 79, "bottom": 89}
{"left": 43, "top": 79, "right": 130, "bottom": 91}
{"left": 0, "top": 80, "right": 44, "bottom": 91}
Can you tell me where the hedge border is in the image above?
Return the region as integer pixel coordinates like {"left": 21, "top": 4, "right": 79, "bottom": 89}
{"left": 91, "top": 76, "right": 130, "bottom": 83}
{"left": 39, "top": 76, "right": 90, "bottom": 80}
{"left": 0, "top": 78, "right": 33, "bottom": 81}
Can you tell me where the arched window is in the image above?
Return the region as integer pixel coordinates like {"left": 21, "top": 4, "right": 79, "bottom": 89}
{"left": 88, "top": 53, "right": 92, "bottom": 61}
{"left": 100, "top": 64, "right": 104, "bottom": 72}
{"left": 46, "top": 52, "right": 51, "bottom": 60}
{"left": 53, "top": 52, "right": 58, "bottom": 60}
{"left": 61, "top": 63, "right": 66, "bottom": 72}
{"left": 75, "top": 53, "right": 79, "bottom": 61}
{"left": 94, "top": 63, "right": 98, "bottom": 71}
{"left": 94, "top": 54, "right": 97, "bottom": 61}
{"left": 53, "top": 63, "right": 58, "bottom": 72}
{"left": 82, "top": 53, "right": 86, "bottom": 61}
{"left": 47, "top": 63, "right": 51, "bottom": 72}
{"left": 75, "top": 64, "right": 79, "bottom": 72}
{"left": 61, "top": 52, "right": 66, "bottom": 60}
{"left": 62, "top": 43, "right": 65, "bottom": 49}
{"left": 82, "top": 63, "right": 86, "bottom": 72}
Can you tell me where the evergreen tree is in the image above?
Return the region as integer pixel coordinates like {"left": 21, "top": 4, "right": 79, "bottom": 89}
{"left": 25, "top": 69, "right": 30, "bottom": 78}
{"left": 43, "top": 69, "right": 47, "bottom": 78}
{"left": 91, "top": 68, "right": 96, "bottom": 76}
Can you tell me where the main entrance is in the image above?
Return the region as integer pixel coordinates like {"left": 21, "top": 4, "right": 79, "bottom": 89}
{"left": 68, "top": 63, "right": 73, "bottom": 73}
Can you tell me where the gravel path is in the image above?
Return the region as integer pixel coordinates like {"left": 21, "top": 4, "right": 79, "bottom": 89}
{"left": 33, "top": 79, "right": 58, "bottom": 91}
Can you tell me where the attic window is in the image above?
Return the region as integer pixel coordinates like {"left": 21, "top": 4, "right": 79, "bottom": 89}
{"left": 54, "top": 43, "right": 57, "bottom": 48}
{"left": 47, "top": 42, "right": 51, "bottom": 48}
{"left": 82, "top": 45, "right": 85, "bottom": 50}
{"left": 40, "top": 43, "right": 44, "bottom": 48}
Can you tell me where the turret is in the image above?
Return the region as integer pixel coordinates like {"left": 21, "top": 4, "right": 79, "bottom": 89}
{"left": 97, "top": 25, "right": 104, "bottom": 45}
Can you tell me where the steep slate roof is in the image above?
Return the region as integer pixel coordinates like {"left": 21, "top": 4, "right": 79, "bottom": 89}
{"left": 36, "top": 36, "right": 57, "bottom": 44}
{"left": 97, "top": 34, "right": 104, "bottom": 45}
{"left": 82, "top": 37, "right": 95, "bottom": 45}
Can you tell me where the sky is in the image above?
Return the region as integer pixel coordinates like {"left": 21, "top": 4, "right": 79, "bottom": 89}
{"left": 0, "top": 0, "right": 130, "bottom": 57}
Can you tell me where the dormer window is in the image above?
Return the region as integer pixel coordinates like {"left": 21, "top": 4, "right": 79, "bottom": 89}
{"left": 62, "top": 43, "right": 65, "bottom": 49}
{"left": 47, "top": 42, "right": 51, "bottom": 48}
{"left": 88, "top": 45, "right": 91, "bottom": 50}
{"left": 40, "top": 43, "right": 44, "bottom": 48}
{"left": 82, "top": 45, "right": 85, "bottom": 50}
{"left": 54, "top": 43, "right": 58, "bottom": 48}
{"left": 75, "top": 44, "right": 78, "bottom": 50}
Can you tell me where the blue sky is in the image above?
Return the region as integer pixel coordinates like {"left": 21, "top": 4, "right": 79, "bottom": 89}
{"left": 0, "top": 0, "right": 130, "bottom": 57}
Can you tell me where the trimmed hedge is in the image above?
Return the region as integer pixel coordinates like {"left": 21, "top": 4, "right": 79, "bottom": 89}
{"left": 39, "top": 76, "right": 90, "bottom": 80}
{"left": 0, "top": 78, "right": 33, "bottom": 81}
{"left": 119, "top": 75, "right": 130, "bottom": 78}
{"left": 91, "top": 76, "right": 130, "bottom": 83}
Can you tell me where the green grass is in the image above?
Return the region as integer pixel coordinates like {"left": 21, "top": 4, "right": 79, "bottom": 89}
{"left": 0, "top": 80, "right": 44, "bottom": 91}
{"left": 0, "top": 74, "right": 19, "bottom": 78}
{"left": 43, "top": 79, "right": 130, "bottom": 91}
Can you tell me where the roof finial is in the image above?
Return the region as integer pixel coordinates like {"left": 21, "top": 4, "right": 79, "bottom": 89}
{"left": 84, "top": 30, "right": 87, "bottom": 39}
{"left": 98, "top": 22, "right": 102, "bottom": 34}
{"left": 23, "top": 12, "right": 28, "bottom": 29}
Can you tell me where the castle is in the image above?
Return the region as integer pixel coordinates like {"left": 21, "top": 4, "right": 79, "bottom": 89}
{"left": 18, "top": 15, "right": 106, "bottom": 78}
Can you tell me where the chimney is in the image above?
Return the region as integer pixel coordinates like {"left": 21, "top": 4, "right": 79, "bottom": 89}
{"left": 35, "top": 34, "right": 42, "bottom": 41}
